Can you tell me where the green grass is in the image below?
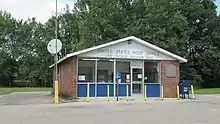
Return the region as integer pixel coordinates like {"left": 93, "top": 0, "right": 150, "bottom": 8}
{"left": 195, "top": 88, "right": 220, "bottom": 94}
{"left": 0, "top": 87, "right": 52, "bottom": 95}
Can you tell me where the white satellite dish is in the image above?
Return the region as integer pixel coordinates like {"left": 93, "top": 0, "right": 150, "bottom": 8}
{"left": 47, "top": 39, "right": 62, "bottom": 54}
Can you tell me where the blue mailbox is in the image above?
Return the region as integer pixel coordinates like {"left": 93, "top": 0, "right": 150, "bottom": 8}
{"left": 178, "top": 80, "right": 190, "bottom": 99}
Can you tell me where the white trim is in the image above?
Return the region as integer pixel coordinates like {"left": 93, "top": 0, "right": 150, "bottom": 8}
{"left": 49, "top": 36, "right": 187, "bottom": 68}
{"left": 158, "top": 61, "right": 162, "bottom": 84}
{"left": 95, "top": 58, "right": 98, "bottom": 98}
{"left": 83, "top": 58, "right": 99, "bottom": 61}
{"left": 159, "top": 61, "right": 162, "bottom": 98}
{"left": 161, "top": 62, "right": 162, "bottom": 84}
{"left": 131, "top": 60, "right": 144, "bottom": 95}
{"left": 130, "top": 60, "right": 133, "bottom": 96}
{"left": 142, "top": 60, "right": 144, "bottom": 96}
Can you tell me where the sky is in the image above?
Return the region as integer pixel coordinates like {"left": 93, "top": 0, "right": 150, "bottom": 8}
{"left": 216, "top": 0, "right": 220, "bottom": 13}
{"left": 0, "top": 0, "right": 76, "bottom": 23}
{"left": 0, "top": 0, "right": 219, "bottom": 23}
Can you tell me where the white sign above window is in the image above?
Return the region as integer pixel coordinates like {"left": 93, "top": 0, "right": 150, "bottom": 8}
{"left": 131, "top": 60, "right": 143, "bottom": 68}
{"left": 79, "top": 41, "right": 175, "bottom": 60}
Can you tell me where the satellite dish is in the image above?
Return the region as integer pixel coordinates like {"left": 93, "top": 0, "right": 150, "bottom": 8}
{"left": 47, "top": 39, "right": 62, "bottom": 54}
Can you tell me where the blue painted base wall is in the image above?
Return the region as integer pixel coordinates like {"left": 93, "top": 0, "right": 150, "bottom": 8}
{"left": 116, "top": 84, "right": 131, "bottom": 96}
{"left": 97, "top": 84, "right": 114, "bottom": 97}
{"left": 145, "top": 83, "right": 160, "bottom": 97}
{"left": 77, "top": 83, "right": 131, "bottom": 97}
{"left": 77, "top": 84, "right": 96, "bottom": 97}
{"left": 77, "top": 83, "right": 160, "bottom": 98}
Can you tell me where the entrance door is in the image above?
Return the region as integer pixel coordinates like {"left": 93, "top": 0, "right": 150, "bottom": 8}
{"left": 132, "top": 68, "right": 143, "bottom": 94}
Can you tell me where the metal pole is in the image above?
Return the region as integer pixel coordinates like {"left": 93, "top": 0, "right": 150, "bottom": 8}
{"left": 86, "top": 82, "right": 90, "bottom": 102}
{"left": 125, "top": 84, "right": 129, "bottom": 101}
{"left": 95, "top": 59, "right": 98, "bottom": 98}
{"left": 113, "top": 59, "right": 116, "bottom": 97}
{"left": 177, "top": 86, "right": 180, "bottom": 100}
{"left": 130, "top": 60, "right": 133, "bottom": 96}
{"left": 53, "top": 0, "right": 59, "bottom": 104}
{"left": 161, "top": 85, "right": 164, "bottom": 100}
{"left": 117, "top": 79, "right": 118, "bottom": 101}
{"left": 107, "top": 85, "right": 110, "bottom": 102}
{"left": 55, "top": 0, "right": 58, "bottom": 81}
{"left": 144, "top": 85, "right": 147, "bottom": 101}
{"left": 191, "top": 85, "right": 195, "bottom": 100}
{"left": 114, "top": 60, "right": 119, "bottom": 101}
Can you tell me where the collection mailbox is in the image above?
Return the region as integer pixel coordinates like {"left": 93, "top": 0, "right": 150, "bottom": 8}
{"left": 178, "top": 80, "right": 190, "bottom": 99}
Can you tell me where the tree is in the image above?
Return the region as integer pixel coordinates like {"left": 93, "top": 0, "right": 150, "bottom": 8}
{"left": 0, "top": 11, "right": 18, "bottom": 86}
{"left": 178, "top": 0, "right": 220, "bottom": 87}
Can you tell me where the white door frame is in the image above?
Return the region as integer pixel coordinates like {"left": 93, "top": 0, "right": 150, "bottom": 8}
{"left": 130, "top": 60, "right": 144, "bottom": 96}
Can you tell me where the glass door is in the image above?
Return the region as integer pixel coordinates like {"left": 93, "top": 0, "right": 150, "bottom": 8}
{"left": 132, "top": 68, "right": 143, "bottom": 93}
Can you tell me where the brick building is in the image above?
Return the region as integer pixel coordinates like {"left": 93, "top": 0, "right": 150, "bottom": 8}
{"left": 50, "top": 36, "right": 187, "bottom": 99}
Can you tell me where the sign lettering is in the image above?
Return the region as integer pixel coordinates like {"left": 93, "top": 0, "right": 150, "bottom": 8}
{"left": 97, "top": 48, "right": 160, "bottom": 57}
{"left": 79, "top": 41, "right": 174, "bottom": 60}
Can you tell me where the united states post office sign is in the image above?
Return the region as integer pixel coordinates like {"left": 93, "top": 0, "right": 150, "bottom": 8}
{"left": 79, "top": 41, "right": 175, "bottom": 60}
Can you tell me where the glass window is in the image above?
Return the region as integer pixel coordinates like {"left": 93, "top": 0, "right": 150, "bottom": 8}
{"left": 116, "top": 60, "right": 130, "bottom": 83}
{"left": 144, "top": 62, "right": 159, "bottom": 83}
{"left": 132, "top": 68, "right": 142, "bottom": 82}
{"left": 78, "top": 59, "right": 95, "bottom": 83}
{"left": 97, "top": 59, "right": 114, "bottom": 83}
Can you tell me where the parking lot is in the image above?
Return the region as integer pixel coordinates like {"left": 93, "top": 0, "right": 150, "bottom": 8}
{"left": 0, "top": 93, "right": 220, "bottom": 124}
{"left": 0, "top": 92, "right": 52, "bottom": 105}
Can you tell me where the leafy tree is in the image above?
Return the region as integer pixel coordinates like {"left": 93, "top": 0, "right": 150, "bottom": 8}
{"left": 178, "top": 0, "right": 220, "bottom": 87}
{"left": 0, "top": 11, "right": 18, "bottom": 86}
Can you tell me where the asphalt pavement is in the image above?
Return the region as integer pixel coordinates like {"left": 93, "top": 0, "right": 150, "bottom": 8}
{"left": 0, "top": 92, "right": 52, "bottom": 106}
{"left": 0, "top": 93, "right": 220, "bottom": 124}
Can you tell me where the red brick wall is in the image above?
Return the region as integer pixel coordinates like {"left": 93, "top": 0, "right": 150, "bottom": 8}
{"left": 53, "top": 56, "right": 77, "bottom": 98}
{"left": 161, "top": 60, "right": 180, "bottom": 98}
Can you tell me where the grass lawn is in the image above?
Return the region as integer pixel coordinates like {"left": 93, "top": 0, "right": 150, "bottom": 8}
{"left": 195, "top": 88, "right": 220, "bottom": 94}
{"left": 0, "top": 87, "right": 52, "bottom": 95}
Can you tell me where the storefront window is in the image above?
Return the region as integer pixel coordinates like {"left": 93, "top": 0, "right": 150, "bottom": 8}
{"left": 116, "top": 60, "right": 130, "bottom": 83}
{"left": 97, "top": 59, "right": 114, "bottom": 83}
{"left": 144, "top": 62, "right": 159, "bottom": 83}
{"left": 132, "top": 68, "right": 142, "bottom": 82}
{"left": 78, "top": 59, "right": 95, "bottom": 83}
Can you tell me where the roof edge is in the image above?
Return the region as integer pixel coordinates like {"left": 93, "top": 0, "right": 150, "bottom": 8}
{"left": 49, "top": 36, "right": 187, "bottom": 68}
{"left": 132, "top": 37, "right": 187, "bottom": 63}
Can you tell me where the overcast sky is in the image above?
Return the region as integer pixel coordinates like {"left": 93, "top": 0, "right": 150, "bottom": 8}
{"left": 216, "top": 0, "right": 220, "bottom": 13}
{"left": 0, "top": 0, "right": 219, "bottom": 23}
{"left": 0, "top": 0, "right": 76, "bottom": 23}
